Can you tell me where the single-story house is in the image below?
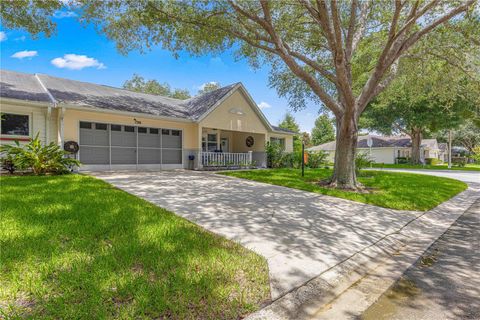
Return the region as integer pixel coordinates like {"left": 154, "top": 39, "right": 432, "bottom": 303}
{"left": 308, "top": 134, "right": 443, "bottom": 164}
{"left": 0, "top": 69, "right": 294, "bottom": 171}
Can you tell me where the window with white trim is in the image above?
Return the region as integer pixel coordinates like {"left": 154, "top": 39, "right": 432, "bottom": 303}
{"left": 1, "top": 113, "right": 30, "bottom": 136}
{"left": 270, "top": 137, "right": 285, "bottom": 150}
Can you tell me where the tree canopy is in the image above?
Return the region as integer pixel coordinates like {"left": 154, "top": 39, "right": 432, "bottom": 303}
{"left": 123, "top": 74, "right": 191, "bottom": 100}
{"left": 198, "top": 82, "right": 221, "bottom": 95}
{"left": 278, "top": 113, "right": 300, "bottom": 133}
{"left": 311, "top": 114, "right": 335, "bottom": 146}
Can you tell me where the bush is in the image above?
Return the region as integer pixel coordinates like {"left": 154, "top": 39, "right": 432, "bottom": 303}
{"left": 425, "top": 158, "right": 441, "bottom": 165}
{"left": 452, "top": 157, "right": 467, "bottom": 167}
{"left": 265, "top": 142, "right": 284, "bottom": 168}
{"left": 306, "top": 150, "right": 328, "bottom": 168}
{"left": 471, "top": 146, "right": 480, "bottom": 164}
{"left": 355, "top": 152, "right": 373, "bottom": 174}
{"left": 0, "top": 134, "right": 80, "bottom": 175}
{"left": 396, "top": 157, "right": 409, "bottom": 164}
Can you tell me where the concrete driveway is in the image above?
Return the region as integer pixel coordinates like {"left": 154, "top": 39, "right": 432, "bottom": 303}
{"left": 93, "top": 170, "right": 428, "bottom": 299}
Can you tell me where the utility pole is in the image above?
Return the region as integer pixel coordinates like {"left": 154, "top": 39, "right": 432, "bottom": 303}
{"left": 448, "top": 130, "right": 452, "bottom": 169}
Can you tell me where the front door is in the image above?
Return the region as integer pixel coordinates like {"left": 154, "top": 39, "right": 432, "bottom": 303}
{"left": 221, "top": 138, "right": 229, "bottom": 152}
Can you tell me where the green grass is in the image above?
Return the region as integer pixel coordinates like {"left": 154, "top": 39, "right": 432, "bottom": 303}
{"left": 0, "top": 175, "right": 270, "bottom": 319}
{"left": 371, "top": 163, "right": 480, "bottom": 171}
{"left": 220, "top": 168, "right": 467, "bottom": 211}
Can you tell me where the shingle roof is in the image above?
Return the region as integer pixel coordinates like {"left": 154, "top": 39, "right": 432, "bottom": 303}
{"left": 271, "top": 125, "right": 296, "bottom": 134}
{"left": 0, "top": 69, "right": 51, "bottom": 103}
{"left": 308, "top": 135, "right": 440, "bottom": 151}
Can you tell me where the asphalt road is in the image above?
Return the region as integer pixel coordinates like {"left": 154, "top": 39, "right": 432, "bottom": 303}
{"left": 362, "top": 199, "right": 480, "bottom": 320}
{"left": 368, "top": 168, "right": 480, "bottom": 183}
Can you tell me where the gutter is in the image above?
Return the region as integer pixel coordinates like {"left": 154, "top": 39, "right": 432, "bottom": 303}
{"left": 35, "top": 74, "right": 58, "bottom": 144}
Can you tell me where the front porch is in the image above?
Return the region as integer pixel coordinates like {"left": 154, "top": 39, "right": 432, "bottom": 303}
{"left": 198, "top": 128, "right": 267, "bottom": 169}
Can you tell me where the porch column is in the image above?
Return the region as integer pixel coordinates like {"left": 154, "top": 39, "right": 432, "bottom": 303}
{"left": 217, "top": 129, "right": 221, "bottom": 151}
{"left": 197, "top": 125, "right": 203, "bottom": 169}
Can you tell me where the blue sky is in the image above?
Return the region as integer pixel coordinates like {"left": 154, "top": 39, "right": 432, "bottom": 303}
{"left": 0, "top": 14, "right": 324, "bottom": 132}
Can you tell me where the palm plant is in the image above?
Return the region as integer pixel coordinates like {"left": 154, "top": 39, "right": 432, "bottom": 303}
{"left": 0, "top": 134, "right": 80, "bottom": 174}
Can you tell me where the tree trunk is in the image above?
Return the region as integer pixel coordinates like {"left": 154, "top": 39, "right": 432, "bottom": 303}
{"left": 330, "top": 112, "right": 359, "bottom": 189}
{"left": 411, "top": 129, "right": 422, "bottom": 165}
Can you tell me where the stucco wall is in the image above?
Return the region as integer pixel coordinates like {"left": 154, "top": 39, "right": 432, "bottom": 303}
{"left": 63, "top": 108, "right": 200, "bottom": 149}
{"left": 199, "top": 90, "right": 269, "bottom": 134}
{"left": 320, "top": 147, "right": 396, "bottom": 164}
{"left": 0, "top": 102, "right": 57, "bottom": 145}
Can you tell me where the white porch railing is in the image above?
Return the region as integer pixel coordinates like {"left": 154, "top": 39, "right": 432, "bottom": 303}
{"left": 200, "top": 151, "right": 253, "bottom": 167}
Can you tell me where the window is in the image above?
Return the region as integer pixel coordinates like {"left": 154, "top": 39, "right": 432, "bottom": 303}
{"left": 149, "top": 128, "right": 159, "bottom": 134}
{"left": 111, "top": 124, "right": 121, "bottom": 131}
{"left": 207, "top": 133, "right": 217, "bottom": 151}
{"left": 138, "top": 127, "right": 147, "bottom": 134}
{"left": 80, "top": 121, "right": 92, "bottom": 129}
{"left": 95, "top": 123, "right": 107, "bottom": 130}
{"left": 162, "top": 129, "right": 170, "bottom": 135}
{"left": 171, "top": 130, "right": 181, "bottom": 136}
{"left": 270, "top": 137, "right": 285, "bottom": 150}
{"left": 124, "top": 126, "right": 135, "bottom": 132}
{"left": 1, "top": 113, "right": 29, "bottom": 136}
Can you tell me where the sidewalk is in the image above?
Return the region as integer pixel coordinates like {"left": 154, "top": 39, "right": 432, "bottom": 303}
{"left": 246, "top": 182, "right": 480, "bottom": 320}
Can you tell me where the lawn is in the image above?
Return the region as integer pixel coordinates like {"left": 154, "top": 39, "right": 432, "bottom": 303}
{"left": 0, "top": 175, "right": 270, "bottom": 319}
{"left": 220, "top": 168, "right": 467, "bottom": 211}
{"left": 371, "top": 163, "right": 480, "bottom": 171}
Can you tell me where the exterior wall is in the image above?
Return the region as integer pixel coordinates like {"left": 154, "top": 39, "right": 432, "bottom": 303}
{"left": 232, "top": 131, "right": 266, "bottom": 153}
{"left": 0, "top": 102, "right": 57, "bottom": 145}
{"left": 321, "top": 148, "right": 396, "bottom": 164}
{"left": 63, "top": 108, "right": 199, "bottom": 149}
{"left": 199, "top": 90, "right": 269, "bottom": 134}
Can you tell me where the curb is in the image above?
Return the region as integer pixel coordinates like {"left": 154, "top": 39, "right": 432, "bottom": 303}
{"left": 246, "top": 183, "right": 480, "bottom": 320}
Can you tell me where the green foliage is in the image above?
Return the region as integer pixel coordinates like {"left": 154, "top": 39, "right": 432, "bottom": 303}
{"left": 265, "top": 141, "right": 284, "bottom": 168}
{"left": 396, "top": 157, "right": 410, "bottom": 164}
{"left": 355, "top": 152, "right": 373, "bottom": 174}
{"left": 278, "top": 113, "right": 300, "bottom": 133}
{"left": 311, "top": 115, "right": 335, "bottom": 146}
{"left": 306, "top": 151, "right": 328, "bottom": 168}
{"left": 452, "top": 157, "right": 468, "bottom": 167}
{"left": 198, "top": 82, "right": 221, "bottom": 95}
{"left": 0, "top": 134, "right": 80, "bottom": 175}
{"left": 220, "top": 169, "right": 467, "bottom": 211}
{"left": 471, "top": 146, "right": 480, "bottom": 163}
{"left": 123, "top": 74, "right": 191, "bottom": 99}
{"left": 0, "top": 174, "right": 269, "bottom": 318}
{"left": 425, "top": 158, "right": 441, "bottom": 165}
{"left": 0, "top": 0, "right": 62, "bottom": 38}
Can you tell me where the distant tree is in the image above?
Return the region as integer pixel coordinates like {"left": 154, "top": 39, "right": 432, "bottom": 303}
{"left": 301, "top": 132, "right": 311, "bottom": 148}
{"left": 434, "top": 120, "right": 480, "bottom": 153}
{"left": 278, "top": 113, "right": 300, "bottom": 133}
{"left": 311, "top": 114, "right": 335, "bottom": 146}
{"left": 198, "top": 82, "right": 221, "bottom": 95}
{"left": 123, "top": 74, "right": 191, "bottom": 100}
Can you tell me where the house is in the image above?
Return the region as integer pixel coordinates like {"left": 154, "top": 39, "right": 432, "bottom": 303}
{"left": 308, "top": 134, "right": 442, "bottom": 164}
{"left": 0, "top": 69, "right": 294, "bottom": 171}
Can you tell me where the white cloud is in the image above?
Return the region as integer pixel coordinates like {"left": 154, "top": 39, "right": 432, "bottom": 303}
{"left": 0, "top": 32, "right": 7, "bottom": 42}
{"left": 54, "top": 10, "right": 78, "bottom": 18}
{"left": 198, "top": 81, "right": 219, "bottom": 90}
{"left": 15, "top": 36, "right": 26, "bottom": 42}
{"left": 258, "top": 101, "right": 272, "bottom": 109}
{"left": 11, "top": 50, "right": 38, "bottom": 59}
{"left": 51, "top": 54, "right": 106, "bottom": 70}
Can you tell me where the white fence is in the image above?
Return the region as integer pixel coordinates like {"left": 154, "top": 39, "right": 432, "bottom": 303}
{"left": 200, "top": 151, "right": 253, "bottom": 167}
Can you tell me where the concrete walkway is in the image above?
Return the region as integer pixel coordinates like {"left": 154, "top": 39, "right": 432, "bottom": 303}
{"left": 92, "top": 170, "right": 478, "bottom": 303}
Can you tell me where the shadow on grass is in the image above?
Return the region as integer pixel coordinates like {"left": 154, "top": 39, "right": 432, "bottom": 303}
{"left": 0, "top": 175, "right": 270, "bottom": 319}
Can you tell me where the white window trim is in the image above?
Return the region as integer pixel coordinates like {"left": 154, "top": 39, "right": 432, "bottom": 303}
{"left": 0, "top": 112, "right": 32, "bottom": 138}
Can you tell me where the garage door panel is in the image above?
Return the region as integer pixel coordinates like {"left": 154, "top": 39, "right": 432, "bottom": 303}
{"left": 162, "top": 149, "right": 182, "bottom": 164}
{"left": 139, "top": 133, "right": 160, "bottom": 148}
{"left": 162, "top": 131, "right": 182, "bottom": 148}
{"left": 138, "top": 148, "right": 161, "bottom": 164}
{"left": 111, "top": 147, "right": 136, "bottom": 164}
{"left": 80, "top": 128, "right": 108, "bottom": 146}
{"left": 111, "top": 128, "right": 136, "bottom": 147}
{"left": 80, "top": 146, "right": 109, "bottom": 164}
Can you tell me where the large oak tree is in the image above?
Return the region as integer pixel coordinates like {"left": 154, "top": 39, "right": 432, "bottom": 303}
{"left": 4, "top": 0, "right": 478, "bottom": 188}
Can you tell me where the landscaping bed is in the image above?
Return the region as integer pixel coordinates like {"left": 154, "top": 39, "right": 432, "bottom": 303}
{"left": 220, "top": 168, "right": 467, "bottom": 211}
{"left": 371, "top": 163, "right": 480, "bottom": 171}
{"left": 0, "top": 174, "right": 270, "bottom": 319}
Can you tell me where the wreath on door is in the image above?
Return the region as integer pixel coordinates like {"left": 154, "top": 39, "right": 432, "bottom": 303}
{"left": 246, "top": 136, "right": 254, "bottom": 147}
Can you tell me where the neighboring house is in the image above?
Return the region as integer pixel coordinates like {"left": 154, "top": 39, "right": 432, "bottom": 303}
{"left": 0, "top": 69, "right": 294, "bottom": 170}
{"left": 308, "top": 134, "right": 442, "bottom": 164}
{"left": 438, "top": 142, "right": 448, "bottom": 162}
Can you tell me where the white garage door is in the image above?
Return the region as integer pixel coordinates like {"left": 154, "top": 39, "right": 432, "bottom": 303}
{"left": 79, "top": 121, "right": 183, "bottom": 170}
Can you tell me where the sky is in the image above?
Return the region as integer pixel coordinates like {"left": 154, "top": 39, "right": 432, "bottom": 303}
{"left": 0, "top": 13, "right": 325, "bottom": 133}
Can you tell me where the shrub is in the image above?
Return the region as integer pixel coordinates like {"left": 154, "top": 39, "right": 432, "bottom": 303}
{"left": 471, "top": 146, "right": 480, "bottom": 164}
{"left": 1, "top": 155, "right": 16, "bottom": 174}
{"left": 307, "top": 150, "right": 328, "bottom": 168}
{"left": 0, "top": 134, "right": 80, "bottom": 175}
{"left": 355, "top": 152, "right": 373, "bottom": 174}
{"left": 265, "top": 142, "right": 284, "bottom": 168}
{"left": 425, "top": 158, "right": 441, "bottom": 165}
{"left": 396, "top": 157, "right": 409, "bottom": 164}
{"left": 452, "top": 157, "right": 467, "bottom": 167}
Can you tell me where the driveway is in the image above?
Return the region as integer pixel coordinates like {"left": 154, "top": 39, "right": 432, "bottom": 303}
{"left": 93, "top": 170, "right": 430, "bottom": 298}
{"left": 367, "top": 168, "right": 480, "bottom": 183}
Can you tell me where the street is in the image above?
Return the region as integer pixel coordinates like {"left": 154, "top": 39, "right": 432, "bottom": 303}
{"left": 362, "top": 198, "right": 480, "bottom": 320}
